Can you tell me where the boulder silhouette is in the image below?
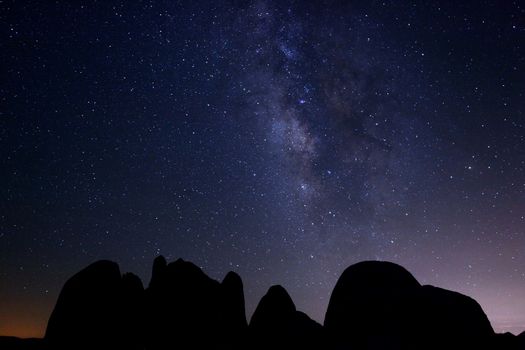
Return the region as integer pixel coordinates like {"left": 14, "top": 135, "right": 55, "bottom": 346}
{"left": 221, "top": 271, "right": 248, "bottom": 333}
{"left": 324, "top": 260, "right": 498, "bottom": 349}
{"left": 324, "top": 261, "right": 421, "bottom": 349}
{"left": 249, "top": 285, "right": 324, "bottom": 349}
{"left": 414, "top": 285, "right": 494, "bottom": 349}
{"left": 148, "top": 255, "right": 167, "bottom": 289}
{"left": 250, "top": 285, "right": 296, "bottom": 328}
{"left": 145, "top": 256, "right": 247, "bottom": 349}
{"left": 45, "top": 260, "right": 145, "bottom": 349}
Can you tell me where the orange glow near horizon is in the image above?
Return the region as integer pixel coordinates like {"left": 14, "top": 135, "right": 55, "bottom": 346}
{"left": 0, "top": 325, "right": 44, "bottom": 339}
{"left": 0, "top": 299, "right": 52, "bottom": 339}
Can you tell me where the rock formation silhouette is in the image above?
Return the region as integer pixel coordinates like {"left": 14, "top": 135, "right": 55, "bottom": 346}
{"left": 144, "top": 257, "right": 247, "bottom": 349}
{"left": 249, "top": 285, "right": 324, "bottom": 349}
{"left": 2, "top": 258, "right": 525, "bottom": 349}
{"left": 44, "top": 260, "right": 131, "bottom": 348}
{"left": 325, "top": 260, "right": 421, "bottom": 349}
{"left": 415, "top": 285, "right": 494, "bottom": 349}
{"left": 221, "top": 271, "right": 248, "bottom": 335}
{"left": 0, "top": 337, "right": 45, "bottom": 350}
{"left": 324, "top": 260, "right": 495, "bottom": 349}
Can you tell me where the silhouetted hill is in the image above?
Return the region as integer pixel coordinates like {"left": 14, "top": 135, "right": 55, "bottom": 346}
{"left": 325, "top": 260, "right": 421, "bottom": 349}
{"left": 415, "top": 285, "right": 494, "bottom": 349}
{"left": 148, "top": 254, "right": 167, "bottom": 289}
{"left": 44, "top": 260, "right": 135, "bottom": 349}
{"left": 221, "top": 271, "right": 248, "bottom": 333}
{"left": 324, "top": 260, "right": 497, "bottom": 349}
{"left": 145, "top": 257, "right": 246, "bottom": 349}
{"left": 0, "top": 337, "right": 46, "bottom": 350}
{"left": 249, "top": 285, "right": 324, "bottom": 349}
{"left": 2, "top": 258, "right": 525, "bottom": 349}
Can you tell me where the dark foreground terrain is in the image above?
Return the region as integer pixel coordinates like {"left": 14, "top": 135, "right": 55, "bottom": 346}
{"left": 2, "top": 257, "right": 525, "bottom": 349}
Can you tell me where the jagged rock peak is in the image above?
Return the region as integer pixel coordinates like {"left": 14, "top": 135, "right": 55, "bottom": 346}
{"left": 250, "top": 285, "right": 296, "bottom": 328}
{"left": 149, "top": 255, "right": 167, "bottom": 288}
{"left": 223, "top": 270, "right": 243, "bottom": 286}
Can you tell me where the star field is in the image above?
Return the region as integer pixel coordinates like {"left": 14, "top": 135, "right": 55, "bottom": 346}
{"left": 1, "top": 0, "right": 524, "bottom": 337}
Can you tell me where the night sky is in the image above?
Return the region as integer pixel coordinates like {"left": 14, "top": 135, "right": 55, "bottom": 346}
{"left": 1, "top": 0, "right": 524, "bottom": 338}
